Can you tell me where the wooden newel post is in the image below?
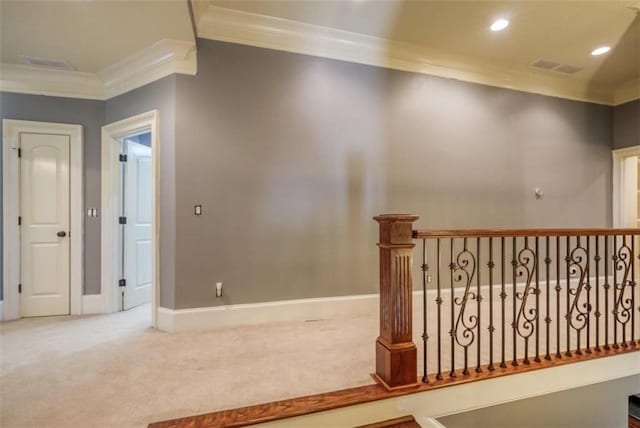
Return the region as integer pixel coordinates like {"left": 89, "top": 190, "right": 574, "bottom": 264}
{"left": 373, "top": 214, "right": 419, "bottom": 390}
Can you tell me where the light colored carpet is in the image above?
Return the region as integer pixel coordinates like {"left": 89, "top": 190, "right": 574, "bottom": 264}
{"left": 0, "top": 305, "right": 376, "bottom": 428}
{"left": 0, "top": 286, "right": 623, "bottom": 427}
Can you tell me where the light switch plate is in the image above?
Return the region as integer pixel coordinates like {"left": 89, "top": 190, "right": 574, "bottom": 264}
{"left": 194, "top": 205, "right": 202, "bottom": 215}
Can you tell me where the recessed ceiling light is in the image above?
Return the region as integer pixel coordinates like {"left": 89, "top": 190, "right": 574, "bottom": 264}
{"left": 490, "top": 19, "right": 509, "bottom": 32}
{"left": 591, "top": 46, "right": 610, "bottom": 56}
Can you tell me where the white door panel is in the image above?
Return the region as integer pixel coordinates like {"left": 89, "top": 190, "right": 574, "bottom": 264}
{"left": 20, "top": 133, "right": 70, "bottom": 317}
{"left": 124, "top": 140, "right": 152, "bottom": 310}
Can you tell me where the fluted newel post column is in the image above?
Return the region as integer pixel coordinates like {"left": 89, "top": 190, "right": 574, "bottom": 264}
{"left": 373, "top": 214, "right": 419, "bottom": 390}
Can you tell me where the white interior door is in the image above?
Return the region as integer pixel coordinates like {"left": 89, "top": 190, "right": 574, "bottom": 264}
{"left": 123, "top": 140, "right": 152, "bottom": 309}
{"left": 20, "top": 133, "right": 70, "bottom": 317}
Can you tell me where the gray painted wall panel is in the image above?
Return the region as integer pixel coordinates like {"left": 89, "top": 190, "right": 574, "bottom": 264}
{"left": 613, "top": 99, "right": 640, "bottom": 149}
{"left": 172, "top": 39, "right": 614, "bottom": 309}
{"left": 0, "top": 92, "right": 105, "bottom": 297}
{"left": 105, "top": 76, "right": 177, "bottom": 308}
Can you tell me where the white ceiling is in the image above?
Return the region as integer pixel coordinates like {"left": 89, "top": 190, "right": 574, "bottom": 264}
{"left": 209, "top": 0, "right": 639, "bottom": 89}
{"left": 1, "top": 0, "right": 194, "bottom": 73}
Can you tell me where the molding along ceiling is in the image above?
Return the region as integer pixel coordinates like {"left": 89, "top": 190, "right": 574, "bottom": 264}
{"left": 198, "top": 5, "right": 639, "bottom": 106}
{"left": 0, "top": 39, "right": 196, "bottom": 100}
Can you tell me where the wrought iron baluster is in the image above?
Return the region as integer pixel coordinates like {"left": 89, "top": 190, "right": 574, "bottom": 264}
{"left": 556, "top": 236, "right": 562, "bottom": 358}
{"left": 613, "top": 235, "right": 619, "bottom": 349}
{"left": 566, "top": 236, "right": 571, "bottom": 357}
{"left": 452, "top": 237, "right": 478, "bottom": 376}
{"left": 436, "top": 238, "right": 443, "bottom": 380}
{"left": 545, "top": 236, "right": 551, "bottom": 360}
{"left": 449, "top": 238, "right": 456, "bottom": 378}
{"left": 500, "top": 237, "right": 506, "bottom": 368}
{"left": 567, "top": 236, "right": 589, "bottom": 355}
{"left": 605, "top": 235, "right": 610, "bottom": 350}
{"left": 631, "top": 236, "right": 636, "bottom": 347}
{"left": 421, "top": 239, "right": 428, "bottom": 383}
{"left": 595, "top": 236, "right": 601, "bottom": 352}
{"left": 512, "top": 237, "right": 518, "bottom": 367}
{"left": 476, "top": 237, "right": 482, "bottom": 373}
{"left": 514, "top": 236, "right": 537, "bottom": 365}
{"left": 586, "top": 236, "right": 591, "bottom": 354}
{"left": 614, "top": 235, "right": 633, "bottom": 348}
{"left": 488, "top": 237, "right": 495, "bottom": 371}
{"left": 535, "top": 236, "right": 541, "bottom": 363}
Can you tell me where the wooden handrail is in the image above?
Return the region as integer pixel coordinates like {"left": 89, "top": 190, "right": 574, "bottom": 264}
{"left": 413, "top": 228, "right": 640, "bottom": 239}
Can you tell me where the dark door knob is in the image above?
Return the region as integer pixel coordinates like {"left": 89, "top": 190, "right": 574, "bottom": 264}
{"left": 57, "top": 231, "right": 67, "bottom": 238}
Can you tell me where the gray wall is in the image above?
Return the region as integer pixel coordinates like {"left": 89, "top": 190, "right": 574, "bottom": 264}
{"left": 172, "top": 39, "right": 614, "bottom": 309}
{"left": 0, "top": 93, "right": 105, "bottom": 297}
{"left": 1, "top": 41, "right": 633, "bottom": 310}
{"left": 105, "top": 76, "right": 177, "bottom": 308}
{"left": 0, "top": 76, "right": 175, "bottom": 306}
{"left": 438, "top": 374, "right": 640, "bottom": 428}
{"left": 613, "top": 99, "right": 640, "bottom": 149}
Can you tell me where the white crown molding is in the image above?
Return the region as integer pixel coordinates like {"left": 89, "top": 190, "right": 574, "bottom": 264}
{"left": 613, "top": 78, "right": 640, "bottom": 106}
{"left": 0, "top": 63, "right": 104, "bottom": 99}
{"left": 0, "top": 39, "right": 197, "bottom": 100}
{"left": 198, "top": 6, "right": 624, "bottom": 106}
{"left": 100, "top": 39, "right": 197, "bottom": 99}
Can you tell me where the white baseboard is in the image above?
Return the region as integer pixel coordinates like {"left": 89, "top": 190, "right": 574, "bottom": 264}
{"left": 81, "top": 294, "right": 108, "bottom": 315}
{"left": 156, "top": 275, "right": 610, "bottom": 333}
{"left": 157, "top": 293, "right": 380, "bottom": 332}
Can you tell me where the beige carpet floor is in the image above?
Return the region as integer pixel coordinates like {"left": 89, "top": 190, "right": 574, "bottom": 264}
{"left": 0, "top": 305, "right": 376, "bottom": 428}
{"left": 1, "top": 287, "right": 622, "bottom": 427}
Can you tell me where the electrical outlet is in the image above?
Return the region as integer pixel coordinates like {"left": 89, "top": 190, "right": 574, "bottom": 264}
{"left": 216, "top": 282, "right": 223, "bottom": 298}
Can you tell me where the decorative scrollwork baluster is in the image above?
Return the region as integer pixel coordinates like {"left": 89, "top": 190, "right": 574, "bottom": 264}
{"left": 613, "top": 235, "right": 633, "bottom": 348}
{"left": 566, "top": 236, "right": 590, "bottom": 355}
{"left": 452, "top": 238, "right": 478, "bottom": 376}
{"left": 514, "top": 237, "right": 538, "bottom": 365}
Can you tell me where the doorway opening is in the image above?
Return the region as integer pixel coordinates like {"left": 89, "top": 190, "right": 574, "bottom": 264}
{"left": 613, "top": 146, "right": 640, "bottom": 228}
{"left": 118, "top": 131, "right": 153, "bottom": 312}
{"left": 101, "top": 111, "right": 159, "bottom": 327}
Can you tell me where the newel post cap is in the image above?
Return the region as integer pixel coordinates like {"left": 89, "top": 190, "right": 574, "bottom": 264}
{"left": 373, "top": 214, "right": 419, "bottom": 223}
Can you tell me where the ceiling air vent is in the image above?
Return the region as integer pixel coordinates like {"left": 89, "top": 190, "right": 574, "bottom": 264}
{"left": 530, "top": 59, "right": 583, "bottom": 75}
{"left": 21, "top": 55, "right": 74, "bottom": 71}
{"left": 554, "top": 64, "right": 583, "bottom": 74}
{"left": 531, "top": 59, "right": 561, "bottom": 70}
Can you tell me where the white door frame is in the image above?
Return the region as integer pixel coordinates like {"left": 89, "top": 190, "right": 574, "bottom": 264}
{"left": 2, "top": 119, "right": 83, "bottom": 320}
{"left": 612, "top": 146, "right": 640, "bottom": 228}
{"left": 101, "top": 110, "right": 160, "bottom": 328}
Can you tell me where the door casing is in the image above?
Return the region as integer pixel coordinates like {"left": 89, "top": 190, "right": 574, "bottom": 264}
{"left": 613, "top": 146, "right": 640, "bottom": 228}
{"left": 101, "top": 110, "right": 160, "bottom": 327}
{"left": 2, "top": 119, "right": 83, "bottom": 320}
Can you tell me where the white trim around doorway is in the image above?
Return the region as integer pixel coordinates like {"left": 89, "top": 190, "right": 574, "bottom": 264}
{"left": 2, "top": 119, "right": 84, "bottom": 320}
{"left": 101, "top": 110, "right": 160, "bottom": 328}
{"left": 612, "top": 145, "right": 640, "bottom": 228}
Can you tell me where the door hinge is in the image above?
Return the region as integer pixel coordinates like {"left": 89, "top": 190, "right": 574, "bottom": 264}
{"left": 119, "top": 278, "right": 126, "bottom": 287}
{"left": 18, "top": 216, "right": 21, "bottom": 226}
{"left": 119, "top": 154, "right": 127, "bottom": 162}
{"left": 18, "top": 148, "right": 22, "bottom": 158}
{"left": 18, "top": 284, "right": 22, "bottom": 293}
{"left": 119, "top": 216, "right": 127, "bottom": 225}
